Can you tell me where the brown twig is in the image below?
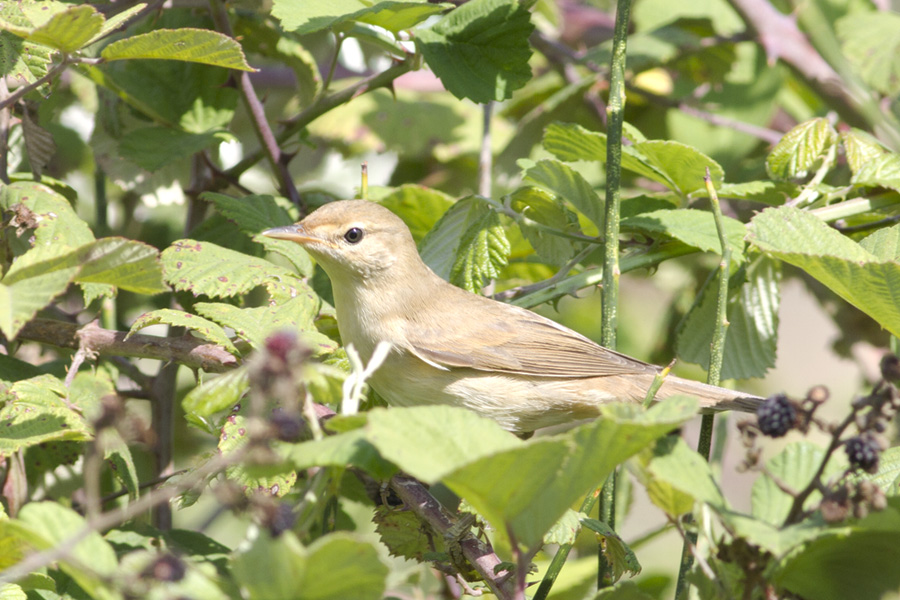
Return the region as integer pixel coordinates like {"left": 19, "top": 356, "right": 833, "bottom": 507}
{"left": 207, "top": 0, "right": 302, "bottom": 210}
{"left": 19, "top": 318, "right": 240, "bottom": 373}
{"left": 390, "top": 475, "right": 517, "bottom": 600}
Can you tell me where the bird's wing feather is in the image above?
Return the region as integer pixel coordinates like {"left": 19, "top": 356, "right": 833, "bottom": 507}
{"left": 403, "top": 299, "right": 658, "bottom": 378}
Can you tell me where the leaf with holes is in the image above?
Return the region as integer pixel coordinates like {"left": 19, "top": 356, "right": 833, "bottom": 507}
{"left": 220, "top": 401, "right": 296, "bottom": 497}
{"left": 161, "top": 239, "right": 302, "bottom": 299}
{"left": 128, "top": 308, "right": 239, "bottom": 356}
{"left": 0, "top": 376, "right": 93, "bottom": 455}
{"left": 202, "top": 192, "right": 312, "bottom": 276}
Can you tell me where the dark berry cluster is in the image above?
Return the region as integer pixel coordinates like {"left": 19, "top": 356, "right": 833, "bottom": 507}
{"left": 756, "top": 394, "right": 797, "bottom": 437}
{"left": 844, "top": 433, "right": 882, "bottom": 474}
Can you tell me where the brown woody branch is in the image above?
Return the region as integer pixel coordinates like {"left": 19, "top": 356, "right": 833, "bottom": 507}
{"left": 19, "top": 318, "right": 239, "bottom": 373}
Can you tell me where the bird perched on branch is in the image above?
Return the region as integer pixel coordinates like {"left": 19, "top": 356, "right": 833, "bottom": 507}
{"left": 264, "top": 200, "right": 762, "bottom": 434}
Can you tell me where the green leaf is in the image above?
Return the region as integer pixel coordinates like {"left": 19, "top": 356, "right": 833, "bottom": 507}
{"left": 0, "top": 375, "right": 93, "bottom": 455}
{"left": 543, "top": 122, "right": 606, "bottom": 163}
{"left": 621, "top": 208, "right": 747, "bottom": 264}
{"left": 4, "top": 502, "right": 118, "bottom": 598}
{"left": 25, "top": 5, "right": 103, "bottom": 52}
{"left": 374, "top": 505, "right": 445, "bottom": 561}
{"left": 868, "top": 447, "right": 900, "bottom": 496}
{"left": 273, "top": 0, "right": 448, "bottom": 35}
{"left": 182, "top": 367, "right": 249, "bottom": 418}
{"left": 233, "top": 16, "right": 321, "bottom": 108}
{"left": 449, "top": 201, "right": 510, "bottom": 292}
{"left": 233, "top": 532, "right": 387, "bottom": 600}
{"left": 220, "top": 401, "right": 296, "bottom": 496}
{"left": 522, "top": 158, "right": 604, "bottom": 229}
{"left": 542, "top": 123, "right": 723, "bottom": 197}
{"left": 717, "top": 180, "right": 799, "bottom": 205}
{"left": 89, "top": 4, "right": 146, "bottom": 46}
{"left": 676, "top": 256, "right": 780, "bottom": 379}
{"left": 74, "top": 238, "right": 168, "bottom": 293}
{"left": 508, "top": 187, "right": 580, "bottom": 266}
{"left": 201, "top": 192, "right": 312, "bottom": 276}
{"left": 581, "top": 518, "right": 642, "bottom": 583}
{"left": 646, "top": 435, "right": 728, "bottom": 510}
{"left": 287, "top": 429, "right": 398, "bottom": 480}
{"left": 633, "top": 139, "right": 724, "bottom": 195}
{"left": 194, "top": 296, "right": 334, "bottom": 354}
{"left": 378, "top": 185, "right": 455, "bottom": 244}
{"left": 416, "top": 0, "right": 534, "bottom": 103}
{"left": 161, "top": 239, "right": 304, "bottom": 299}
{"left": 841, "top": 128, "right": 888, "bottom": 176}
{"left": 101, "top": 28, "right": 255, "bottom": 71}
{"left": 860, "top": 224, "right": 900, "bottom": 261}
{"left": 0, "top": 268, "right": 75, "bottom": 340}
{"left": 101, "top": 429, "right": 140, "bottom": 500}
{"left": 766, "top": 118, "right": 838, "bottom": 181}
{"left": 0, "top": 181, "right": 94, "bottom": 265}
{"left": 363, "top": 399, "right": 694, "bottom": 548}
{"left": 837, "top": 11, "right": 900, "bottom": 96}
{"left": 852, "top": 152, "right": 900, "bottom": 193}
{"left": 119, "top": 127, "right": 232, "bottom": 171}
{"left": 775, "top": 529, "right": 900, "bottom": 600}
{"left": 0, "top": 4, "right": 55, "bottom": 92}
{"left": 1, "top": 235, "right": 166, "bottom": 339}
{"left": 747, "top": 206, "right": 900, "bottom": 337}
{"left": 751, "top": 442, "right": 832, "bottom": 525}
{"left": 419, "top": 197, "right": 510, "bottom": 290}
{"left": 364, "top": 405, "right": 521, "bottom": 481}
{"left": 128, "top": 308, "right": 239, "bottom": 355}
{"left": 0, "top": 583, "right": 26, "bottom": 600}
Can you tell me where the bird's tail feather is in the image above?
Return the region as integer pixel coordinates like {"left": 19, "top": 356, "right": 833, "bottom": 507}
{"left": 657, "top": 375, "right": 763, "bottom": 414}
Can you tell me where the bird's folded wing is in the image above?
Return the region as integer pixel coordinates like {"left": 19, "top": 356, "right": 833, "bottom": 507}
{"left": 404, "top": 311, "right": 658, "bottom": 378}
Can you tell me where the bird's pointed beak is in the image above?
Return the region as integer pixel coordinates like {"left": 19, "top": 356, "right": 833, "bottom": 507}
{"left": 261, "top": 223, "right": 316, "bottom": 244}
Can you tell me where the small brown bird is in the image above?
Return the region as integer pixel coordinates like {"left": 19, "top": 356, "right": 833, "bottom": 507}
{"left": 264, "top": 200, "right": 762, "bottom": 434}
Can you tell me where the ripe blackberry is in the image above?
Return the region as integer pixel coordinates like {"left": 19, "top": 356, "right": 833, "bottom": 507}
{"left": 756, "top": 394, "right": 797, "bottom": 437}
{"left": 845, "top": 434, "right": 881, "bottom": 474}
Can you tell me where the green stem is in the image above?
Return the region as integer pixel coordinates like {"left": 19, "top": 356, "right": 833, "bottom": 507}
{"left": 598, "top": 0, "right": 631, "bottom": 590}
{"left": 510, "top": 243, "right": 698, "bottom": 309}
{"left": 533, "top": 488, "right": 601, "bottom": 600}
{"left": 810, "top": 195, "right": 900, "bottom": 222}
{"left": 674, "top": 170, "right": 732, "bottom": 599}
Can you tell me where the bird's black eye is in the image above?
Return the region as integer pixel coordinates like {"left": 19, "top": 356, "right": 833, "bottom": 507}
{"left": 344, "top": 227, "right": 364, "bottom": 244}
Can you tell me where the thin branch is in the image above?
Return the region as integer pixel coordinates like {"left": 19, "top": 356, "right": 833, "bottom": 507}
{"left": 19, "top": 318, "right": 240, "bottom": 373}
{"left": 0, "top": 77, "right": 10, "bottom": 183}
{"left": 207, "top": 0, "right": 302, "bottom": 209}
{"left": 478, "top": 102, "right": 493, "bottom": 197}
{"left": 492, "top": 244, "right": 594, "bottom": 302}
{"left": 0, "top": 447, "right": 244, "bottom": 584}
{"left": 225, "top": 58, "right": 416, "bottom": 185}
{"left": 390, "top": 475, "right": 517, "bottom": 600}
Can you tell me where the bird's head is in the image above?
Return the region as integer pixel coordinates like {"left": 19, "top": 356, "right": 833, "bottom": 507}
{"left": 262, "top": 200, "right": 422, "bottom": 283}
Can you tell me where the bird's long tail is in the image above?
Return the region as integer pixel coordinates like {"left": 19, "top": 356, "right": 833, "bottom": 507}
{"left": 657, "top": 375, "right": 764, "bottom": 414}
